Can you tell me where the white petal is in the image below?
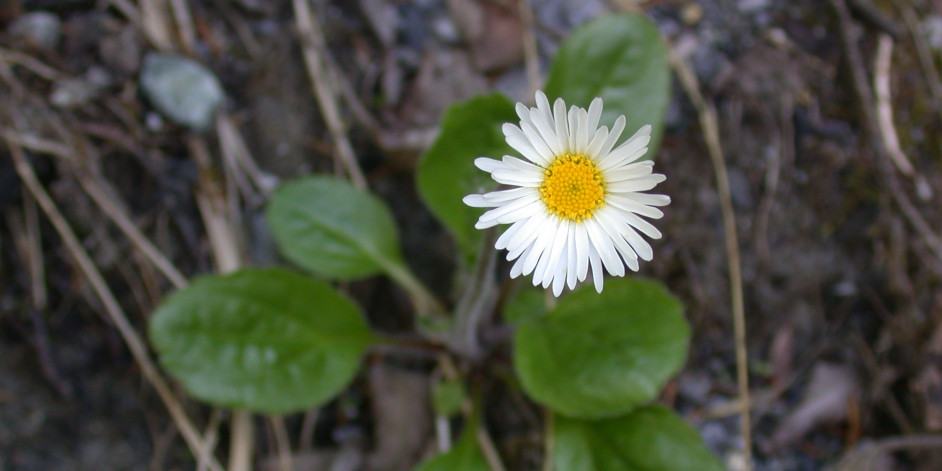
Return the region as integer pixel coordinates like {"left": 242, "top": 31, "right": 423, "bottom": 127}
{"left": 463, "top": 194, "right": 488, "bottom": 207}
{"left": 515, "top": 102, "right": 530, "bottom": 123}
{"left": 607, "top": 194, "right": 665, "bottom": 219}
{"left": 566, "top": 225, "right": 578, "bottom": 290}
{"left": 586, "top": 126, "right": 609, "bottom": 158}
{"left": 482, "top": 187, "right": 537, "bottom": 204}
{"left": 599, "top": 125, "right": 651, "bottom": 171}
{"left": 575, "top": 108, "right": 590, "bottom": 154}
{"left": 505, "top": 215, "right": 548, "bottom": 259}
{"left": 586, "top": 98, "right": 603, "bottom": 137}
{"left": 521, "top": 218, "right": 558, "bottom": 276}
{"left": 537, "top": 220, "right": 569, "bottom": 289}
{"left": 568, "top": 106, "right": 580, "bottom": 154}
{"left": 553, "top": 271, "right": 565, "bottom": 297}
{"left": 575, "top": 223, "right": 590, "bottom": 281}
{"left": 606, "top": 173, "right": 666, "bottom": 193}
{"left": 553, "top": 98, "right": 570, "bottom": 154}
{"left": 476, "top": 195, "right": 540, "bottom": 228}
{"left": 520, "top": 120, "right": 556, "bottom": 163}
{"left": 504, "top": 123, "right": 551, "bottom": 166}
{"left": 621, "top": 209, "right": 663, "bottom": 239}
{"left": 588, "top": 243, "right": 604, "bottom": 292}
{"left": 477, "top": 195, "right": 541, "bottom": 226}
{"left": 495, "top": 218, "right": 527, "bottom": 250}
{"left": 584, "top": 218, "right": 624, "bottom": 277}
{"left": 623, "top": 193, "right": 671, "bottom": 207}
{"left": 474, "top": 157, "right": 501, "bottom": 172}
{"left": 594, "top": 115, "right": 626, "bottom": 162}
{"left": 603, "top": 161, "right": 654, "bottom": 183}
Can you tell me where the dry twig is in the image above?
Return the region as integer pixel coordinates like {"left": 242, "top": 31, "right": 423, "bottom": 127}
{"left": 831, "top": 0, "right": 942, "bottom": 273}
{"left": 8, "top": 143, "right": 224, "bottom": 471}
{"left": 292, "top": 0, "right": 368, "bottom": 189}
{"left": 670, "top": 45, "right": 753, "bottom": 471}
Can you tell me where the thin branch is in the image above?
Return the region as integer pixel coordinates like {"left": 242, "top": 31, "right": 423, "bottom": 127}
{"left": 169, "top": 0, "right": 197, "bottom": 55}
{"left": 292, "top": 0, "right": 368, "bottom": 189}
{"left": 78, "top": 173, "right": 189, "bottom": 289}
{"left": 518, "top": 0, "right": 541, "bottom": 96}
{"left": 873, "top": 35, "right": 915, "bottom": 177}
{"left": 138, "top": 0, "right": 175, "bottom": 51}
{"left": 831, "top": 0, "right": 942, "bottom": 272}
{"left": 8, "top": 143, "right": 224, "bottom": 471}
{"left": 670, "top": 46, "right": 753, "bottom": 471}
{"left": 270, "top": 416, "right": 293, "bottom": 471}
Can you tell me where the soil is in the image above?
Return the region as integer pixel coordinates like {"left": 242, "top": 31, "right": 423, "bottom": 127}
{"left": 2, "top": 0, "right": 942, "bottom": 470}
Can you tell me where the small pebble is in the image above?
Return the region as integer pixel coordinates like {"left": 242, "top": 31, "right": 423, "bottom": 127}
{"left": 8, "top": 11, "right": 61, "bottom": 50}
{"left": 139, "top": 53, "right": 225, "bottom": 131}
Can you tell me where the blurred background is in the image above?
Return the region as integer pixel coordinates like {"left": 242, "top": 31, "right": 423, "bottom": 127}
{"left": 1, "top": 0, "right": 942, "bottom": 470}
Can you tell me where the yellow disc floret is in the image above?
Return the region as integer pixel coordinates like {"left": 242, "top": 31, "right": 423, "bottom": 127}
{"left": 539, "top": 154, "right": 606, "bottom": 221}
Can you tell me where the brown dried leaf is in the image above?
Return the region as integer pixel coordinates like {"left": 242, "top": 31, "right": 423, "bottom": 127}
{"left": 770, "top": 362, "right": 860, "bottom": 448}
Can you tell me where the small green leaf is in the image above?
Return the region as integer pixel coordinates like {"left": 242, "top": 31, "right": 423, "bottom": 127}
{"left": 414, "top": 420, "right": 489, "bottom": 471}
{"left": 432, "top": 378, "right": 468, "bottom": 417}
{"left": 554, "top": 406, "right": 724, "bottom": 471}
{"left": 417, "top": 94, "right": 517, "bottom": 263}
{"left": 514, "top": 278, "right": 689, "bottom": 418}
{"left": 266, "top": 176, "right": 405, "bottom": 280}
{"left": 544, "top": 13, "right": 670, "bottom": 158}
{"left": 149, "top": 268, "right": 373, "bottom": 414}
{"left": 503, "top": 286, "right": 548, "bottom": 325}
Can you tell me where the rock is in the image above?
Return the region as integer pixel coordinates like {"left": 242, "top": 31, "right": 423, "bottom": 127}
{"left": 139, "top": 53, "right": 224, "bottom": 131}
{"left": 8, "top": 11, "right": 61, "bottom": 50}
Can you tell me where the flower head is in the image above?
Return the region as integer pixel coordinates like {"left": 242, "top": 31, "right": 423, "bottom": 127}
{"left": 463, "top": 91, "right": 670, "bottom": 296}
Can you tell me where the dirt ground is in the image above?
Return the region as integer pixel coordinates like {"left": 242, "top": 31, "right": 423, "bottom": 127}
{"left": 2, "top": 0, "right": 942, "bottom": 470}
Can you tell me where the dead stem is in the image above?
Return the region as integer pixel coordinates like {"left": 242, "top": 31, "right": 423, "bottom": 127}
{"left": 831, "top": 0, "right": 942, "bottom": 274}
{"left": 518, "top": 0, "right": 541, "bottom": 96}
{"left": 292, "top": 0, "right": 368, "bottom": 190}
{"left": 670, "top": 45, "right": 753, "bottom": 471}
{"left": 8, "top": 142, "right": 225, "bottom": 471}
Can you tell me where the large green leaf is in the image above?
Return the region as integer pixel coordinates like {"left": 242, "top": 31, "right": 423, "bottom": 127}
{"left": 417, "top": 94, "right": 517, "bottom": 263}
{"left": 149, "top": 268, "right": 374, "bottom": 414}
{"left": 544, "top": 13, "right": 670, "bottom": 158}
{"left": 414, "top": 420, "right": 489, "bottom": 471}
{"left": 514, "top": 278, "right": 689, "bottom": 418}
{"left": 554, "top": 406, "right": 724, "bottom": 471}
{"left": 266, "top": 176, "right": 405, "bottom": 279}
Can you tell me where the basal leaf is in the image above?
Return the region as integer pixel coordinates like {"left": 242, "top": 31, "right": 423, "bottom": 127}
{"left": 266, "top": 176, "right": 405, "bottom": 279}
{"left": 417, "top": 94, "right": 517, "bottom": 264}
{"left": 544, "top": 13, "right": 670, "bottom": 158}
{"left": 149, "top": 268, "right": 373, "bottom": 414}
{"left": 554, "top": 406, "right": 724, "bottom": 471}
{"left": 515, "top": 278, "right": 689, "bottom": 418}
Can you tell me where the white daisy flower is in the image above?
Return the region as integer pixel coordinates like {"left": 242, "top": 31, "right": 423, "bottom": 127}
{"left": 462, "top": 91, "right": 670, "bottom": 296}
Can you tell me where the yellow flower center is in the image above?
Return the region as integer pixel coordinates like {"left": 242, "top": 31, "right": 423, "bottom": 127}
{"left": 539, "top": 154, "right": 606, "bottom": 221}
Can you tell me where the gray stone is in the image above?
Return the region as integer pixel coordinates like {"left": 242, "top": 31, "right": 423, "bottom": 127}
{"left": 139, "top": 53, "right": 224, "bottom": 131}
{"left": 8, "top": 11, "right": 61, "bottom": 50}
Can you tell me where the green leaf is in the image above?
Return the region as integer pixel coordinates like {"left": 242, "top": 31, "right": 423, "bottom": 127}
{"left": 554, "top": 406, "right": 725, "bottom": 471}
{"left": 514, "top": 278, "right": 689, "bottom": 418}
{"left": 544, "top": 13, "right": 670, "bottom": 158}
{"left": 414, "top": 420, "right": 489, "bottom": 471}
{"left": 417, "top": 94, "right": 517, "bottom": 263}
{"left": 149, "top": 268, "right": 373, "bottom": 414}
{"left": 266, "top": 176, "right": 405, "bottom": 280}
{"left": 503, "top": 286, "right": 548, "bottom": 325}
{"left": 432, "top": 378, "right": 468, "bottom": 417}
